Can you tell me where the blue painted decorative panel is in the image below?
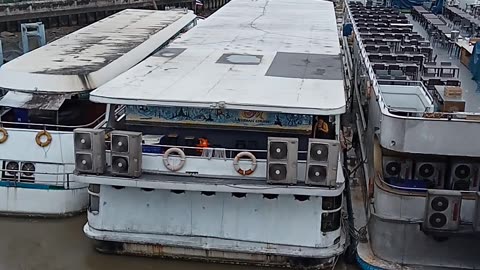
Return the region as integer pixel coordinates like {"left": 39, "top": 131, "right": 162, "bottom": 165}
{"left": 126, "top": 106, "right": 313, "bottom": 131}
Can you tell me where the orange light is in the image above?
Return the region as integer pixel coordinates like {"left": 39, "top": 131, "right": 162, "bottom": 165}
{"left": 196, "top": 138, "right": 209, "bottom": 153}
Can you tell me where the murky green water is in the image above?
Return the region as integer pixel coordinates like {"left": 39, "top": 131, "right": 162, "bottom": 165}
{"left": 0, "top": 215, "right": 356, "bottom": 270}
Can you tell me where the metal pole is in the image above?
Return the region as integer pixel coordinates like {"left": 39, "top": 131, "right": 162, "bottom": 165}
{"left": 343, "top": 147, "right": 358, "bottom": 262}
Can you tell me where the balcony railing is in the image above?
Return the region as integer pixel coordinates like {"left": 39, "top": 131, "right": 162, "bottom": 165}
{"left": 0, "top": 167, "right": 78, "bottom": 189}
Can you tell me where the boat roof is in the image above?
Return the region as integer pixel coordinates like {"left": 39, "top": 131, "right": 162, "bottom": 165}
{"left": 90, "top": 0, "right": 345, "bottom": 115}
{"left": 0, "top": 9, "right": 196, "bottom": 94}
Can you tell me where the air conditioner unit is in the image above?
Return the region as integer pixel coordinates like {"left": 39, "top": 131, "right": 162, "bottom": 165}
{"left": 305, "top": 139, "right": 339, "bottom": 187}
{"left": 111, "top": 130, "right": 142, "bottom": 178}
{"left": 473, "top": 192, "right": 480, "bottom": 232}
{"left": 74, "top": 128, "right": 106, "bottom": 174}
{"left": 20, "top": 162, "right": 35, "bottom": 180}
{"left": 423, "top": 190, "right": 462, "bottom": 231}
{"left": 383, "top": 156, "right": 413, "bottom": 180}
{"left": 2, "top": 160, "right": 19, "bottom": 179}
{"left": 414, "top": 161, "right": 446, "bottom": 189}
{"left": 450, "top": 161, "right": 479, "bottom": 191}
{"left": 266, "top": 137, "right": 298, "bottom": 185}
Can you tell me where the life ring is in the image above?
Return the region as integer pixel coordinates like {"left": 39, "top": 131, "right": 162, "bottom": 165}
{"left": 233, "top": 152, "right": 257, "bottom": 176}
{"left": 35, "top": 130, "right": 52, "bottom": 147}
{"left": 0, "top": 128, "right": 8, "bottom": 144}
{"left": 163, "top": 147, "right": 186, "bottom": 171}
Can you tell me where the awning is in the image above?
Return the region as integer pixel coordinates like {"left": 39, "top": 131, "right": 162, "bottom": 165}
{"left": 0, "top": 91, "right": 68, "bottom": 110}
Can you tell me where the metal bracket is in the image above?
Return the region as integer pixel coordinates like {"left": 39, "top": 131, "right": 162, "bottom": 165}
{"left": 21, "top": 22, "right": 46, "bottom": 54}
{"left": 0, "top": 39, "right": 3, "bottom": 67}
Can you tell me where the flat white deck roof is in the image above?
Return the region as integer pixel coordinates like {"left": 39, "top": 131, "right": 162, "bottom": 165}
{"left": 0, "top": 9, "right": 196, "bottom": 94}
{"left": 90, "top": 0, "right": 345, "bottom": 115}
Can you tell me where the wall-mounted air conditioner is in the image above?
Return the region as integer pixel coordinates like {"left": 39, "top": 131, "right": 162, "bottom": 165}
{"left": 423, "top": 190, "right": 462, "bottom": 232}
{"left": 266, "top": 137, "right": 298, "bottom": 185}
{"left": 305, "top": 138, "right": 339, "bottom": 187}
{"left": 111, "top": 130, "right": 142, "bottom": 178}
{"left": 382, "top": 156, "right": 413, "bottom": 180}
{"left": 74, "top": 128, "right": 106, "bottom": 174}
{"left": 414, "top": 161, "right": 446, "bottom": 189}
{"left": 450, "top": 161, "right": 479, "bottom": 191}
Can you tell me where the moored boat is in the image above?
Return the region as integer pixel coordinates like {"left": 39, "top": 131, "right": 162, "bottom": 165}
{"left": 72, "top": 0, "right": 349, "bottom": 267}
{"left": 0, "top": 9, "right": 197, "bottom": 217}
{"left": 344, "top": 2, "right": 480, "bottom": 269}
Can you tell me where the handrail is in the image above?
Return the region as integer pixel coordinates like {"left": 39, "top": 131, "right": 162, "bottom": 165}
{"left": 137, "top": 143, "right": 310, "bottom": 155}
{"left": 0, "top": 104, "right": 125, "bottom": 130}
{"left": 0, "top": 167, "right": 76, "bottom": 187}
{"left": 0, "top": 112, "right": 106, "bottom": 129}
{"left": 377, "top": 172, "right": 480, "bottom": 195}
{"left": 0, "top": 167, "right": 73, "bottom": 176}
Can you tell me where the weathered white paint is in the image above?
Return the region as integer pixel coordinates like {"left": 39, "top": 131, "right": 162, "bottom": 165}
{"left": 75, "top": 174, "right": 344, "bottom": 196}
{"left": 86, "top": 186, "right": 344, "bottom": 252}
{"left": 374, "top": 185, "right": 477, "bottom": 223}
{"left": 75, "top": 151, "right": 345, "bottom": 195}
{"left": 85, "top": 223, "right": 345, "bottom": 259}
{"left": 0, "top": 128, "right": 74, "bottom": 164}
{"left": 0, "top": 9, "right": 196, "bottom": 93}
{"left": 90, "top": 0, "right": 345, "bottom": 115}
{"left": 141, "top": 153, "right": 346, "bottom": 184}
{"left": 0, "top": 186, "right": 87, "bottom": 215}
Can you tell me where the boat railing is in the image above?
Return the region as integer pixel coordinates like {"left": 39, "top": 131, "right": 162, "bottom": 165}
{"left": 0, "top": 167, "right": 76, "bottom": 189}
{"left": 0, "top": 112, "right": 106, "bottom": 130}
{"left": 377, "top": 173, "right": 480, "bottom": 195}
{"left": 0, "top": 105, "right": 125, "bottom": 130}
{"left": 347, "top": 3, "right": 480, "bottom": 122}
{"left": 114, "top": 142, "right": 311, "bottom": 160}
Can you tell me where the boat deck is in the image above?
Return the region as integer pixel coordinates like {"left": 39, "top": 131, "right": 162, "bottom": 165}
{"left": 409, "top": 14, "right": 480, "bottom": 112}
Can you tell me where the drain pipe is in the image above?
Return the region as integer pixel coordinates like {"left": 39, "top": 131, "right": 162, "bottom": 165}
{"left": 342, "top": 145, "right": 357, "bottom": 263}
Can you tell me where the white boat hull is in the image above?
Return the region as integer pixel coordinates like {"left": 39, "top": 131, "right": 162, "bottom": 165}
{"left": 83, "top": 185, "right": 346, "bottom": 268}
{"left": 0, "top": 185, "right": 88, "bottom": 217}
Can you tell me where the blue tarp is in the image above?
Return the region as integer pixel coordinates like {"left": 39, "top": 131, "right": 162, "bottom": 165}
{"left": 431, "top": 0, "right": 443, "bottom": 14}
{"left": 469, "top": 42, "right": 480, "bottom": 81}
{"left": 392, "top": 0, "right": 424, "bottom": 9}
{"left": 343, "top": 23, "right": 353, "bottom": 37}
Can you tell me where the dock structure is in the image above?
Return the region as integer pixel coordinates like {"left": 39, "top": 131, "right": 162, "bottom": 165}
{"left": 0, "top": 0, "right": 227, "bottom": 31}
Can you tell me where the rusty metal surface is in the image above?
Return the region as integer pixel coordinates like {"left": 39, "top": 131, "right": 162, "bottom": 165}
{"left": 0, "top": 90, "right": 67, "bottom": 109}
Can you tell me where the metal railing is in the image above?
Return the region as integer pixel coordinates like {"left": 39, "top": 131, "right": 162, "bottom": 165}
{"left": 0, "top": 112, "right": 106, "bottom": 130}
{"left": 0, "top": 105, "right": 125, "bottom": 130}
{"left": 120, "top": 143, "right": 311, "bottom": 160}
{"left": 0, "top": 167, "right": 75, "bottom": 189}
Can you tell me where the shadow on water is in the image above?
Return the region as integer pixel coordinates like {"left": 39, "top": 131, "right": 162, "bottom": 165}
{"left": 0, "top": 214, "right": 355, "bottom": 270}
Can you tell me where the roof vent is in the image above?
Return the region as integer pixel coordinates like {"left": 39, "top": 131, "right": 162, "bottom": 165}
{"left": 216, "top": 53, "right": 262, "bottom": 65}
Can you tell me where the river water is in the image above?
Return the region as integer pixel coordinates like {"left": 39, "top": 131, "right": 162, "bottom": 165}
{"left": 0, "top": 215, "right": 355, "bottom": 270}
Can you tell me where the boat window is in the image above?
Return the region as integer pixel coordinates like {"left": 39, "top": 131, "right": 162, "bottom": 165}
{"left": 321, "top": 211, "right": 341, "bottom": 232}
{"left": 322, "top": 194, "right": 343, "bottom": 210}
{"left": 0, "top": 97, "right": 105, "bottom": 130}
{"left": 312, "top": 116, "right": 336, "bottom": 140}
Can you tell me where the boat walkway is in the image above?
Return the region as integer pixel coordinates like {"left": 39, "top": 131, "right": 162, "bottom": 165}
{"left": 409, "top": 14, "right": 480, "bottom": 112}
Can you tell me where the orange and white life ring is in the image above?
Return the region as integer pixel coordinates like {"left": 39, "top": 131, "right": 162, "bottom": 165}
{"left": 0, "top": 128, "right": 8, "bottom": 144}
{"left": 35, "top": 130, "right": 52, "bottom": 147}
{"left": 163, "top": 147, "right": 186, "bottom": 171}
{"left": 233, "top": 152, "right": 257, "bottom": 176}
